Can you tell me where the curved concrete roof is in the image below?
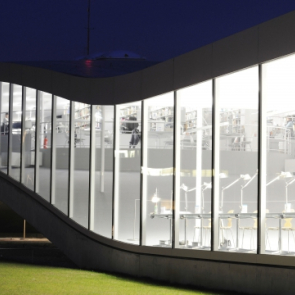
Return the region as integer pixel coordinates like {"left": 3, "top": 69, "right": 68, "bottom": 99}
{"left": 1, "top": 10, "right": 295, "bottom": 106}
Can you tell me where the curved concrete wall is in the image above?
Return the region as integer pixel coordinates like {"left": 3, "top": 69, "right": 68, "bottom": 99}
{"left": 1, "top": 172, "right": 295, "bottom": 295}
{"left": 0, "top": 11, "right": 295, "bottom": 106}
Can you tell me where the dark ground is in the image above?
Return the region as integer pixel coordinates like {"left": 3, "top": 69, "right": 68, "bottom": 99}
{"left": 0, "top": 201, "right": 77, "bottom": 268}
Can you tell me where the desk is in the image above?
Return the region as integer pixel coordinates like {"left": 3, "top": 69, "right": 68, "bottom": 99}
{"left": 181, "top": 213, "right": 257, "bottom": 250}
{"left": 181, "top": 213, "right": 211, "bottom": 248}
{"left": 150, "top": 211, "right": 191, "bottom": 246}
{"left": 150, "top": 212, "right": 172, "bottom": 246}
{"left": 219, "top": 213, "right": 257, "bottom": 250}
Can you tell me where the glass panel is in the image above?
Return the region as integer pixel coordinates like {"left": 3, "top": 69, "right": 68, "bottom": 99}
{"left": 263, "top": 54, "right": 295, "bottom": 255}
{"left": 176, "top": 81, "right": 212, "bottom": 250}
{"left": 114, "top": 102, "right": 141, "bottom": 244}
{"left": 72, "top": 102, "right": 90, "bottom": 228}
{"left": 53, "top": 96, "right": 70, "bottom": 214}
{"left": 37, "top": 91, "right": 52, "bottom": 201}
{"left": 92, "top": 105, "right": 114, "bottom": 238}
{"left": 143, "top": 92, "right": 174, "bottom": 247}
{"left": 0, "top": 82, "right": 9, "bottom": 174}
{"left": 216, "top": 67, "right": 258, "bottom": 252}
{"left": 9, "top": 84, "right": 22, "bottom": 181}
{"left": 22, "top": 87, "right": 36, "bottom": 191}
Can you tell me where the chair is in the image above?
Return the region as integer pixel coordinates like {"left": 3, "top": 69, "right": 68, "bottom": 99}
{"left": 239, "top": 210, "right": 258, "bottom": 250}
{"left": 220, "top": 210, "right": 235, "bottom": 248}
{"left": 241, "top": 209, "right": 271, "bottom": 250}
{"left": 193, "top": 217, "right": 211, "bottom": 247}
{"left": 281, "top": 209, "right": 295, "bottom": 252}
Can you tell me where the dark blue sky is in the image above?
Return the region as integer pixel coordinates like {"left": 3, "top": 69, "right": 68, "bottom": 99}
{"left": 1, "top": 0, "right": 295, "bottom": 62}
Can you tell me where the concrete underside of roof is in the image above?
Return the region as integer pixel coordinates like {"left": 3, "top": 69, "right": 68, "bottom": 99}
{"left": 0, "top": 173, "right": 295, "bottom": 295}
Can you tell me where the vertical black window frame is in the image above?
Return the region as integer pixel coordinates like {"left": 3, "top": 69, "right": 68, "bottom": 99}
{"left": 50, "top": 95, "right": 56, "bottom": 205}
{"left": 7, "top": 83, "right": 13, "bottom": 176}
{"left": 173, "top": 90, "right": 179, "bottom": 248}
{"left": 258, "top": 64, "right": 266, "bottom": 255}
{"left": 0, "top": 82, "right": 2, "bottom": 174}
{"left": 112, "top": 105, "right": 117, "bottom": 239}
{"left": 89, "top": 105, "right": 96, "bottom": 231}
{"left": 20, "top": 86, "right": 26, "bottom": 184}
{"left": 68, "top": 100, "right": 75, "bottom": 218}
{"left": 34, "top": 90, "right": 40, "bottom": 193}
{"left": 212, "top": 78, "right": 219, "bottom": 251}
{"left": 139, "top": 100, "right": 145, "bottom": 246}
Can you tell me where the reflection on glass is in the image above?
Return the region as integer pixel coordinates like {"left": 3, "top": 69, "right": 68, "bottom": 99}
{"left": 22, "top": 87, "right": 36, "bottom": 191}
{"left": 53, "top": 96, "right": 70, "bottom": 214}
{"left": 9, "top": 84, "right": 22, "bottom": 181}
{"left": 36, "top": 91, "right": 52, "bottom": 201}
{"left": 92, "top": 105, "right": 114, "bottom": 238}
{"left": 72, "top": 102, "right": 90, "bottom": 228}
{"left": 216, "top": 67, "right": 258, "bottom": 252}
{"left": 142, "top": 92, "right": 174, "bottom": 247}
{"left": 264, "top": 54, "right": 295, "bottom": 255}
{"left": 176, "top": 81, "right": 212, "bottom": 250}
{"left": 0, "top": 82, "right": 9, "bottom": 174}
{"left": 114, "top": 102, "right": 141, "bottom": 244}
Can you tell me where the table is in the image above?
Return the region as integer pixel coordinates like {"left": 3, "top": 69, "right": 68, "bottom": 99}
{"left": 150, "top": 211, "right": 191, "bottom": 246}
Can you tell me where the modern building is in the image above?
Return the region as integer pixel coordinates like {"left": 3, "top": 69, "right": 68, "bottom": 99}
{"left": 1, "top": 10, "right": 295, "bottom": 295}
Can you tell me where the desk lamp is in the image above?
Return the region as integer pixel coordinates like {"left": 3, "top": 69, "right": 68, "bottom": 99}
{"left": 201, "top": 173, "right": 227, "bottom": 212}
{"left": 266, "top": 171, "right": 293, "bottom": 210}
{"left": 266, "top": 171, "right": 293, "bottom": 187}
{"left": 240, "top": 172, "right": 257, "bottom": 209}
{"left": 201, "top": 182, "right": 212, "bottom": 213}
{"left": 151, "top": 188, "right": 160, "bottom": 214}
{"left": 220, "top": 174, "right": 250, "bottom": 211}
{"left": 180, "top": 184, "right": 196, "bottom": 212}
{"left": 285, "top": 176, "right": 295, "bottom": 204}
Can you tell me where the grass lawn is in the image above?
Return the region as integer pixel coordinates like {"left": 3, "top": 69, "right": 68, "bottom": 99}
{"left": 0, "top": 262, "right": 228, "bottom": 295}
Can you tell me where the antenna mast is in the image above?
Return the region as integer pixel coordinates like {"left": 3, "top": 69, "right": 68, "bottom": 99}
{"left": 87, "top": 0, "right": 91, "bottom": 56}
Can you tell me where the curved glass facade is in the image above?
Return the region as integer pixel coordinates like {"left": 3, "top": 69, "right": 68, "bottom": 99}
{"left": 2, "top": 53, "right": 295, "bottom": 259}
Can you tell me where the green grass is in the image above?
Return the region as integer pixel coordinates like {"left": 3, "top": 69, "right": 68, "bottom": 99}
{"left": 0, "top": 262, "right": 226, "bottom": 295}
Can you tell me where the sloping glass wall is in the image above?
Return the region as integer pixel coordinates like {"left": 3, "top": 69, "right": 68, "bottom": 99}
{"left": 3, "top": 51, "right": 295, "bottom": 261}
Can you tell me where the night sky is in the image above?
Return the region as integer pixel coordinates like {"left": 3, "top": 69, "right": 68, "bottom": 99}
{"left": 1, "top": 0, "right": 295, "bottom": 62}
